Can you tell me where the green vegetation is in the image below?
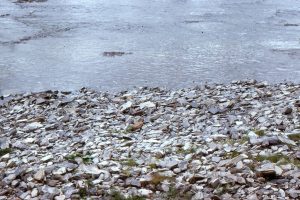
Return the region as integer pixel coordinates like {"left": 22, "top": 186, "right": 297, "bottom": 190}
{"left": 176, "top": 146, "right": 196, "bottom": 154}
{"left": 79, "top": 188, "right": 88, "bottom": 198}
{"left": 165, "top": 185, "right": 177, "bottom": 200}
{"left": 164, "top": 185, "right": 193, "bottom": 200}
{"left": 287, "top": 133, "right": 300, "bottom": 141}
{"left": 149, "top": 163, "right": 157, "bottom": 169}
{"left": 224, "top": 150, "right": 241, "bottom": 159}
{"left": 150, "top": 173, "right": 175, "bottom": 186}
{"left": 0, "top": 148, "right": 12, "bottom": 157}
{"left": 122, "top": 158, "right": 137, "bottom": 167}
{"left": 126, "top": 126, "right": 134, "bottom": 133}
{"left": 221, "top": 136, "right": 249, "bottom": 146}
{"left": 254, "top": 129, "right": 265, "bottom": 137}
{"left": 253, "top": 153, "right": 300, "bottom": 167}
{"left": 214, "top": 183, "right": 236, "bottom": 195}
{"left": 65, "top": 152, "right": 92, "bottom": 164}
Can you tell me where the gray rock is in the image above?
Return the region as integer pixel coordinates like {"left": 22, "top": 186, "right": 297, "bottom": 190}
{"left": 34, "top": 169, "right": 45, "bottom": 181}
{"left": 0, "top": 138, "right": 10, "bottom": 149}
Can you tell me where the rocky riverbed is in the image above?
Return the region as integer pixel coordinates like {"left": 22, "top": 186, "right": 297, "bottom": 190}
{"left": 1, "top": 80, "right": 300, "bottom": 200}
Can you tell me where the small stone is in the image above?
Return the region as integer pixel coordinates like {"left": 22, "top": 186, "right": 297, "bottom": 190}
{"left": 279, "top": 189, "right": 285, "bottom": 197}
{"left": 192, "top": 192, "right": 204, "bottom": 200}
{"left": 0, "top": 138, "right": 10, "bottom": 149}
{"left": 288, "top": 189, "right": 300, "bottom": 198}
{"left": 212, "top": 156, "right": 221, "bottom": 163}
{"left": 31, "top": 188, "right": 39, "bottom": 197}
{"left": 236, "top": 161, "right": 243, "bottom": 169}
{"left": 138, "top": 189, "right": 153, "bottom": 197}
{"left": 283, "top": 107, "right": 293, "bottom": 115}
{"left": 182, "top": 119, "right": 190, "bottom": 128}
{"left": 55, "top": 195, "right": 66, "bottom": 200}
{"left": 158, "top": 157, "right": 180, "bottom": 169}
{"left": 247, "top": 193, "right": 259, "bottom": 200}
{"left": 34, "top": 170, "right": 45, "bottom": 181}
{"left": 24, "top": 122, "right": 43, "bottom": 132}
{"left": 237, "top": 177, "right": 246, "bottom": 184}
{"left": 274, "top": 166, "right": 283, "bottom": 176}
{"left": 53, "top": 167, "right": 67, "bottom": 175}
{"left": 256, "top": 163, "right": 282, "bottom": 178}
{"left": 110, "top": 166, "right": 121, "bottom": 173}
{"left": 24, "top": 138, "right": 35, "bottom": 143}
{"left": 41, "top": 185, "right": 60, "bottom": 196}
{"left": 210, "top": 178, "right": 220, "bottom": 187}
{"left": 120, "top": 101, "right": 132, "bottom": 111}
{"left": 139, "top": 101, "right": 155, "bottom": 109}
{"left": 41, "top": 155, "right": 53, "bottom": 162}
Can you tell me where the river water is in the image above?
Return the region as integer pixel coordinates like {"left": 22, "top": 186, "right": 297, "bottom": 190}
{"left": 0, "top": 0, "right": 300, "bottom": 94}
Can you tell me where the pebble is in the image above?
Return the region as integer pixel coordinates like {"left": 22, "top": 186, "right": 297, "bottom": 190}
{"left": 34, "top": 170, "right": 45, "bottom": 181}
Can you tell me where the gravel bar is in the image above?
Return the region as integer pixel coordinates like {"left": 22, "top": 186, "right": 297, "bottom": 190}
{"left": 1, "top": 80, "right": 300, "bottom": 200}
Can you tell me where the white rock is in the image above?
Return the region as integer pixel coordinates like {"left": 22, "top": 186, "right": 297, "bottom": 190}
{"left": 24, "top": 138, "right": 35, "bottom": 143}
{"left": 275, "top": 166, "right": 283, "bottom": 176}
{"left": 41, "top": 155, "right": 53, "bottom": 162}
{"left": 120, "top": 101, "right": 132, "bottom": 111}
{"left": 139, "top": 101, "right": 155, "bottom": 109}
{"left": 110, "top": 166, "right": 120, "bottom": 173}
{"left": 53, "top": 167, "right": 67, "bottom": 175}
{"left": 24, "top": 122, "right": 43, "bottom": 131}
{"left": 55, "top": 195, "right": 66, "bottom": 200}
{"left": 138, "top": 189, "right": 153, "bottom": 196}
{"left": 31, "top": 188, "right": 38, "bottom": 197}
{"left": 236, "top": 161, "right": 244, "bottom": 169}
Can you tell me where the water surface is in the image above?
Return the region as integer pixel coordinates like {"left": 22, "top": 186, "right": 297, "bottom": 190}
{"left": 0, "top": 0, "right": 300, "bottom": 94}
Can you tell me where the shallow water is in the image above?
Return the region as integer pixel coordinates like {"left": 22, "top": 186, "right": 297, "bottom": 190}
{"left": 0, "top": 0, "right": 300, "bottom": 94}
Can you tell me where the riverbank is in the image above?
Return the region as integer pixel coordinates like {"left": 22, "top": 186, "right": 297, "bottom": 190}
{"left": 1, "top": 80, "right": 300, "bottom": 199}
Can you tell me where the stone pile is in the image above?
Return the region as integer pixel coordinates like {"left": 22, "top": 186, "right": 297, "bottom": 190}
{"left": 0, "top": 80, "right": 300, "bottom": 199}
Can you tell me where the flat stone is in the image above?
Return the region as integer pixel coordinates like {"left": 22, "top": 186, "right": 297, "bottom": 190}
{"left": 24, "top": 122, "right": 43, "bottom": 132}
{"left": 41, "top": 155, "right": 53, "bottom": 162}
{"left": 139, "top": 101, "right": 155, "bottom": 109}
{"left": 138, "top": 189, "right": 153, "bottom": 197}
